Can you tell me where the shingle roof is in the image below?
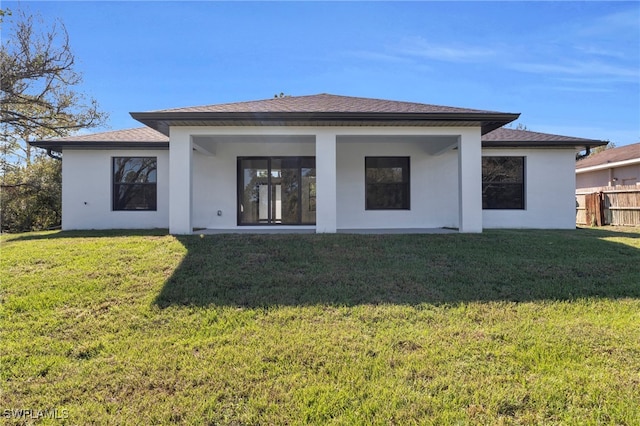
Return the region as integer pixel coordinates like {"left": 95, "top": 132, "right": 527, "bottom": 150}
{"left": 132, "top": 93, "right": 520, "bottom": 135}
{"left": 481, "top": 128, "right": 606, "bottom": 149}
{"left": 576, "top": 142, "right": 640, "bottom": 169}
{"left": 45, "top": 127, "right": 168, "bottom": 142}
{"left": 156, "top": 93, "right": 503, "bottom": 114}
{"left": 29, "top": 127, "right": 169, "bottom": 152}
{"left": 30, "top": 95, "right": 606, "bottom": 151}
{"left": 31, "top": 125, "right": 606, "bottom": 152}
{"left": 482, "top": 127, "right": 600, "bottom": 143}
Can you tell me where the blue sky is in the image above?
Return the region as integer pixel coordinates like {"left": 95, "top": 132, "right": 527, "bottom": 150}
{"left": 7, "top": 1, "right": 640, "bottom": 146}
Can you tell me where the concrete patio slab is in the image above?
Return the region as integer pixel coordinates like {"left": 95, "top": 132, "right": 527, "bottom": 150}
{"left": 197, "top": 228, "right": 458, "bottom": 235}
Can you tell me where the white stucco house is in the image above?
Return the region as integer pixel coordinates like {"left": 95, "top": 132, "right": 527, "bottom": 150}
{"left": 31, "top": 94, "right": 606, "bottom": 234}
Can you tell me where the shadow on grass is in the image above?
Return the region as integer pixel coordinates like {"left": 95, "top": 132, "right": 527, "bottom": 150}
{"left": 2, "top": 229, "right": 169, "bottom": 242}
{"left": 154, "top": 228, "right": 640, "bottom": 308}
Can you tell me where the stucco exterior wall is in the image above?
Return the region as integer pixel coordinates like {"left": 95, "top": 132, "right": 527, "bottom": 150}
{"left": 335, "top": 140, "right": 459, "bottom": 229}
{"left": 61, "top": 149, "right": 169, "bottom": 230}
{"left": 576, "top": 164, "right": 640, "bottom": 189}
{"left": 189, "top": 137, "right": 460, "bottom": 230}
{"left": 482, "top": 148, "right": 577, "bottom": 229}
{"left": 60, "top": 132, "right": 579, "bottom": 231}
{"left": 576, "top": 169, "right": 610, "bottom": 189}
{"left": 615, "top": 164, "right": 639, "bottom": 186}
{"left": 192, "top": 140, "right": 315, "bottom": 229}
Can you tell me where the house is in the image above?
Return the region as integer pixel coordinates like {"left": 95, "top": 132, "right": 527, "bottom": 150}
{"left": 575, "top": 142, "right": 640, "bottom": 227}
{"left": 576, "top": 142, "right": 640, "bottom": 189}
{"left": 31, "top": 94, "right": 606, "bottom": 234}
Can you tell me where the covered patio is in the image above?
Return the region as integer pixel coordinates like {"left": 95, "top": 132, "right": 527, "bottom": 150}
{"left": 161, "top": 127, "right": 488, "bottom": 235}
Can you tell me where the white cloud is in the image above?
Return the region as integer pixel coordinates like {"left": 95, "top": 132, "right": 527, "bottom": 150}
{"left": 347, "top": 50, "right": 414, "bottom": 64}
{"left": 340, "top": 37, "right": 496, "bottom": 69}
{"left": 510, "top": 60, "right": 639, "bottom": 82}
{"left": 577, "top": 7, "right": 640, "bottom": 38}
{"left": 573, "top": 45, "right": 627, "bottom": 60}
{"left": 546, "top": 85, "right": 613, "bottom": 94}
{"left": 395, "top": 37, "right": 497, "bottom": 63}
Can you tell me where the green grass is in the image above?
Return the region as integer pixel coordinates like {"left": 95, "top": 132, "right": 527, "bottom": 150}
{"left": 1, "top": 227, "right": 639, "bottom": 425}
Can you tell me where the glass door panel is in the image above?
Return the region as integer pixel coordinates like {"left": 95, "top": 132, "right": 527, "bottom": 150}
{"left": 273, "top": 158, "right": 300, "bottom": 224}
{"left": 239, "top": 158, "right": 269, "bottom": 224}
{"left": 301, "top": 158, "right": 316, "bottom": 224}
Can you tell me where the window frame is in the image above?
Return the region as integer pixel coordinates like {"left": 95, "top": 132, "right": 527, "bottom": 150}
{"left": 364, "top": 156, "right": 411, "bottom": 210}
{"left": 481, "top": 156, "right": 525, "bottom": 210}
{"left": 112, "top": 156, "right": 158, "bottom": 211}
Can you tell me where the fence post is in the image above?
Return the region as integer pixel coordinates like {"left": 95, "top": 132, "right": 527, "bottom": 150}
{"left": 597, "top": 191, "right": 605, "bottom": 226}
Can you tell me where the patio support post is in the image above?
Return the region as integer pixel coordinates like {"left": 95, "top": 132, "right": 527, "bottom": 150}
{"left": 169, "top": 128, "right": 193, "bottom": 234}
{"left": 458, "top": 130, "right": 483, "bottom": 233}
{"left": 315, "top": 130, "right": 338, "bottom": 233}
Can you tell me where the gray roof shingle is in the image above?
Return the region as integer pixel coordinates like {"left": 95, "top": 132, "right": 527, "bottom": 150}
{"left": 576, "top": 142, "right": 640, "bottom": 169}
{"left": 30, "top": 95, "right": 605, "bottom": 151}
{"left": 29, "top": 127, "right": 169, "bottom": 151}
{"left": 155, "top": 93, "right": 503, "bottom": 114}
{"left": 482, "top": 127, "right": 600, "bottom": 143}
{"left": 44, "top": 127, "right": 168, "bottom": 142}
{"left": 32, "top": 125, "right": 605, "bottom": 151}
{"left": 131, "top": 93, "right": 520, "bottom": 135}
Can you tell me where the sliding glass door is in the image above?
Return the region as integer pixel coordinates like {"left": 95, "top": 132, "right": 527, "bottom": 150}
{"left": 238, "top": 157, "right": 316, "bottom": 225}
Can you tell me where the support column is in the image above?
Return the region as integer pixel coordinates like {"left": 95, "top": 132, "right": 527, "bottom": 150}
{"left": 458, "top": 130, "right": 483, "bottom": 233}
{"left": 169, "top": 128, "right": 193, "bottom": 234}
{"left": 315, "top": 131, "right": 337, "bottom": 233}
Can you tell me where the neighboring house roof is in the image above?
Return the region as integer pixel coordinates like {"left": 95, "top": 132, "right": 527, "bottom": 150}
{"left": 576, "top": 142, "right": 640, "bottom": 173}
{"left": 130, "top": 93, "right": 520, "bottom": 135}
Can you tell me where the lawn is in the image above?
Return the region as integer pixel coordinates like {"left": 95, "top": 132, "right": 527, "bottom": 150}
{"left": 1, "top": 227, "right": 639, "bottom": 425}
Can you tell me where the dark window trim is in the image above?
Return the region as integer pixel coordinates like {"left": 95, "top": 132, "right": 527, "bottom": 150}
{"left": 365, "top": 156, "right": 411, "bottom": 210}
{"left": 482, "top": 156, "right": 525, "bottom": 210}
{"left": 112, "top": 156, "right": 158, "bottom": 211}
{"left": 237, "top": 156, "right": 316, "bottom": 226}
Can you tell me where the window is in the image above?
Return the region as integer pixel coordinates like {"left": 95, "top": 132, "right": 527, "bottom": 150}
{"left": 365, "top": 157, "right": 410, "bottom": 210}
{"left": 238, "top": 157, "right": 316, "bottom": 225}
{"left": 112, "top": 157, "right": 157, "bottom": 211}
{"left": 482, "top": 156, "right": 524, "bottom": 209}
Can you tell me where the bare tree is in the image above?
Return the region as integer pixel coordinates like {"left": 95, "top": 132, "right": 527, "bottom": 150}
{"left": 507, "top": 122, "right": 529, "bottom": 131}
{"left": 0, "top": 8, "right": 108, "bottom": 231}
{"left": 589, "top": 141, "right": 616, "bottom": 156}
{"left": 0, "top": 8, "right": 107, "bottom": 170}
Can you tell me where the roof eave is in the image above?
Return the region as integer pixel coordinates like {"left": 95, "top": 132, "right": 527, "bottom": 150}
{"left": 576, "top": 157, "right": 640, "bottom": 173}
{"left": 29, "top": 140, "right": 170, "bottom": 153}
{"left": 483, "top": 139, "right": 608, "bottom": 149}
{"left": 130, "top": 111, "right": 520, "bottom": 135}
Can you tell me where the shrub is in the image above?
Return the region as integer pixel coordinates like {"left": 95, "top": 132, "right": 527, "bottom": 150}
{"left": 1, "top": 157, "right": 62, "bottom": 232}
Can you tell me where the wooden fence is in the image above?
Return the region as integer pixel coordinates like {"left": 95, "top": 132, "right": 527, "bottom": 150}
{"left": 576, "top": 185, "right": 640, "bottom": 226}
